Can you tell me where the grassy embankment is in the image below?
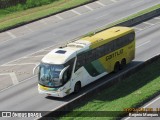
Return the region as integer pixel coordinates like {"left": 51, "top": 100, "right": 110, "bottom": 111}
{"left": 59, "top": 4, "right": 160, "bottom": 120}
{"left": 60, "top": 57, "right": 160, "bottom": 120}
{"left": 0, "top": 0, "right": 91, "bottom": 31}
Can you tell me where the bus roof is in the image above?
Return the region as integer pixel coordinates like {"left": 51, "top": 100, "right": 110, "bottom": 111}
{"left": 42, "top": 43, "right": 89, "bottom": 64}
{"left": 82, "top": 26, "right": 134, "bottom": 49}
{"left": 41, "top": 26, "right": 134, "bottom": 64}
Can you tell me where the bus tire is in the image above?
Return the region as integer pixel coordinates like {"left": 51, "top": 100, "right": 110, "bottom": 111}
{"left": 120, "top": 58, "right": 126, "bottom": 70}
{"left": 114, "top": 62, "right": 120, "bottom": 73}
{"left": 74, "top": 82, "right": 81, "bottom": 93}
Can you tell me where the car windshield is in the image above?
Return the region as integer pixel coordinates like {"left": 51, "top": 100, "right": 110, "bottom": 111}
{"left": 38, "top": 63, "right": 64, "bottom": 87}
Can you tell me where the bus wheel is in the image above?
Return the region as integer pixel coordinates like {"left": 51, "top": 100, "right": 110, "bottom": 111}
{"left": 114, "top": 62, "right": 120, "bottom": 73}
{"left": 120, "top": 58, "right": 126, "bottom": 70}
{"left": 74, "top": 82, "right": 81, "bottom": 93}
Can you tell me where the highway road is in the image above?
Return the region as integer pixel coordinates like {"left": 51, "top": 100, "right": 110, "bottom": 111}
{"left": 0, "top": 19, "right": 160, "bottom": 119}
{"left": 0, "top": 0, "right": 160, "bottom": 119}
{"left": 0, "top": 0, "right": 159, "bottom": 65}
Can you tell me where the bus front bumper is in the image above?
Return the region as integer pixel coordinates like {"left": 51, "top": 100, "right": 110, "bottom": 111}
{"left": 38, "top": 86, "right": 65, "bottom": 98}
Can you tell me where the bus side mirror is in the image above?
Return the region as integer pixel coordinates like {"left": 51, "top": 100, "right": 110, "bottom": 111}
{"left": 59, "top": 65, "right": 69, "bottom": 80}
{"left": 33, "top": 64, "right": 40, "bottom": 75}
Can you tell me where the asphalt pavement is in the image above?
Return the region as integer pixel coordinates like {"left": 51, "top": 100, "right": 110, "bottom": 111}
{"left": 0, "top": 19, "right": 159, "bottom": 120}
{"left": 0, "top": 0, "right": 159, "bottom": 91}
{"left": 0, "top": 0, "right": 159, "bottom": 119}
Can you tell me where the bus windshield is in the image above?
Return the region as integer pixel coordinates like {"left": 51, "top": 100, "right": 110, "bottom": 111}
{"left": 38, "top": 63, "right": 64, "bottom": 88}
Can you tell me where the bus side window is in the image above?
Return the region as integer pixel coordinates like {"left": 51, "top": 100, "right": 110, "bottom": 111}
{"left": 120, "top": 36, "right": 127, "bottom": 47}
{"left": 96, "top": 47, "right": 103, "bottom": 58}
{"left": 65, "top": 58, "right": 75, "bottom": 79}
{"left": 104, "top": 43, "right": 109, "bottom": 54}
{"left": 91, "top": 49, "right": 97, "bottom": 61}
{"left": 110, "top": 41, "right": 114, "bottom": 52}
{"left": 86, "top": 50, "right": 92, "bottom": 63}
{"left": 75, "top": 53, "right": 85, "bottom": 72}
{"left": 129, "top": 32, "right": 135, "bottom": 42}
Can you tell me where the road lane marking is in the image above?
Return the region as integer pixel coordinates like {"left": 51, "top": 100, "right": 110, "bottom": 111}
{"left": 39, "top": 19, "right": 47, "bottom": 25}
{"left": 0, "top": 73, "right": 19, "bottom": 85}
{"left": 96, "top": 1, "right": 106, "bottom": 6}
{"left": 133, "top": 27, "right": 143, "bottom": 31}
{"left": 0, "top": 41, "right": 64, "bottom": 66}
{"left": 55, "top": 15, "right": 63, "bottom": 20}
{"left": 154, "top": 17, "right": 160, "bottom": 20}
{"left": 110, "top": 0, "right": 117, "bottom": 3}
{"left": 27, "top": 55, "right": 45, "bottom": 57}
{"left": 0, "top": 75, "right": 37, "bottom": 93}
{"left": 6, "top": 31, "right": 16, "bottom": 39}
{"left": 143, "top": 22, "right": 154, "bottom": 26}
{"left": 130, "top": 1, "right": 144, "bottom": 6}
{"left": 2, "top": 63, "right": 39, "bottom": 66}
{"left": 124, "top": 96, "right": 160, "bottom": 120}
{"left": 24, "top": 25, "right": 33, "bottom": 32}
{"left": 70, "top": 9, "right": 82, "bottom": 15}
{"left": 95, "top": 13, "right": 109, "bottom": 20}
{"left": 136, "top": 40, "right": 150, "bottom": 48}
{"left": 10, "top": 73, "right": 19, "bottom": 85}
{"left": 143, "top": 96, "right": 160, "bottom": 108}
{"left": 84, "top": 5, "right": 94, "bottom": 11}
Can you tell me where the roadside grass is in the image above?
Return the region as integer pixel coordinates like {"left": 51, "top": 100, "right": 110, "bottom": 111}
{"left": 60, "top": 57, "right": 160, "bottom": 120}
{"left": 83, "top": 4, "right": 160, "bottom": 37}
{"left": 0, "top": 0, "right": 60, "bottom": 17}
{"left": 0, "top": 0, "right": 91, "bottom": 31}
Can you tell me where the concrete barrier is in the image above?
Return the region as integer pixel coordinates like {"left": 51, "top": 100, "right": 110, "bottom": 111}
{"left": 117, "top": 8, "right": 160, "bottom": 27}
{"left": 40, "top": 5, "right": 160, "bottom": 119}
{"left": 41, "top": 54, "right": 160, "bottom": 118}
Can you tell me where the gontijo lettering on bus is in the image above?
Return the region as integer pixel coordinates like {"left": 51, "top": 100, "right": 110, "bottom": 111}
{"left": 106, "top": 49, "right": 123, "bottom": 61}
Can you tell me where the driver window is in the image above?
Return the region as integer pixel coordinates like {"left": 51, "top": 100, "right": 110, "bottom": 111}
{"left": 62, "top": 70, "right": 69, "bottom": 83}
{"left": 62, "top": 58, "right": 75, "bottom": 84}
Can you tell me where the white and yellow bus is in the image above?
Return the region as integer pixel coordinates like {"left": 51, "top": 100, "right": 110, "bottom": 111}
{"left": 36, "top": 26, "right": 135, "bottom": 97}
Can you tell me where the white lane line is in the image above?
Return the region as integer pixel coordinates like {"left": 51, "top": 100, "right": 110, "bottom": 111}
{"left": 95, "top": 14, "right": 109, "bottom": 20}
{"left": 124, "top": 116, "right": 131, "bottom": 120}
{"left": 0, "top": 73, "right": 19, "bottom": 85}
{"left": 143, "top": 22, "right": 154, "bottom": 26}
{"left": 10, "top": 73, "right": 19, "bottom": 85}
{"left": 96, "top": 1, "right": 106, "bottom": 6}
{"left": 39, "top": 19, "right": 47, "bottom": 25}
{"left": 55, "top": 15, "right": 63, "bottom": 20}
{"left": 84, "top": 5, "right": 94, "bottom": 11}
{"left": 6, "top": 31, "right": 16, "bottom": 39}
{"left": 125, "top": 96, "right": 160, "bottom": 120}
{"left": 110, "top": 0, "right": 117, "bottom": 3}
{"left": 40, "top": 49, "right": 52, "bottom": 51}
{"left": 0, "top": 75, "right": 37, "bottom": 93}
{"left": 143, "top": 96, "right": 160, "bottom": 108}
{"left": 132, "top": 27, "right": 143, "bottom": 31}
{"left": 70, "top": 9, "right": 82, "bottom": 15}
{"left": 136, "top": 40, "right": 150, "bottom": 48}
{"left": 0, "top": 41, "right": 64, "bottom": 66}
{"left": 29, "top": 55, "right": 45, "bottom": 57}
{"left": 2, "top": 63, "right": 39, "bottom": 66}
{"left": 130, "top": 1, "right": 143, "bottom": 6}
{"left": 24, "top": 25, "right": 33, "bottom": 32}
{"left": 93, "top": 3, "right": 159, "bottom": 36}
{"left": 154, "top": 17, "right": 160, "bottom": 20}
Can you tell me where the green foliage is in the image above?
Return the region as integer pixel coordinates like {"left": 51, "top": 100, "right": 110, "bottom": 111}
{"left": 0, "top": 0, "right": 91, "bottom": 31}
{"left": 60, "top": 58, "right": 160, "bottom": 120}
{"left": 0, "top": 0, "right": 58, "bottom": 15}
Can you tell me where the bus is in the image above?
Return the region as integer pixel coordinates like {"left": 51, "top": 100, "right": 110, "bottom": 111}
{"left": 35, "top": 26, "right": 135, "bottom": 97}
